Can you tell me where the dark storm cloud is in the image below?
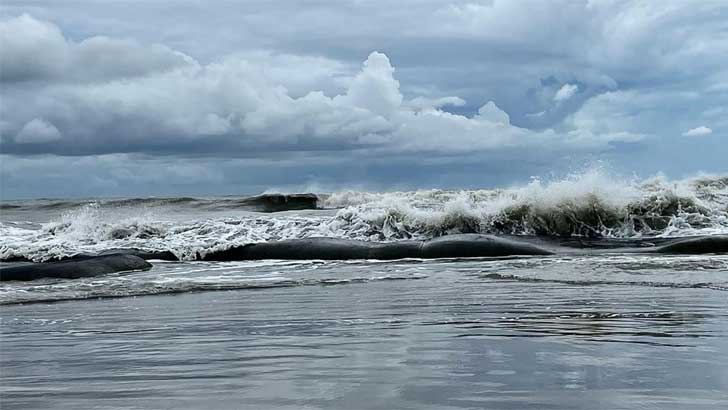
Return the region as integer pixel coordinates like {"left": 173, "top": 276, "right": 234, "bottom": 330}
{"left": 4, "top": 1, "right": 724, "bottom": 123}
{"left": 0, "top": 20, "right": 642, "bottom": 159}
{"left": 2, "top": 15, "right": 635, "bottom": 155}
{"left": 0, "top": 1, "right": 727, "bottom": 198}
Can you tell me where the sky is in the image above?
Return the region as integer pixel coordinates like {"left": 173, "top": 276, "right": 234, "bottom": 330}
{"left": 1, "top": 0, "right": 727, "bottom": 199}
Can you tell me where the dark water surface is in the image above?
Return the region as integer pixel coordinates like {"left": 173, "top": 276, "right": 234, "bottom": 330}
{"left": 2, "top": 256, "right": 727, "bottom": 409}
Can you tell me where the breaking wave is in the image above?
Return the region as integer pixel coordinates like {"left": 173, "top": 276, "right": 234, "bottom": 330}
{"left": 324, "top": 171, "right": 728, "bottom": 239}
{"left": 1, "top": 171, "right": 727, "bottom": 261}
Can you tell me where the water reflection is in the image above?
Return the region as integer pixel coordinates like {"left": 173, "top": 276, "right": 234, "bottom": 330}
{"left": 1, "top": 256, "right": 727, "bottom": 409}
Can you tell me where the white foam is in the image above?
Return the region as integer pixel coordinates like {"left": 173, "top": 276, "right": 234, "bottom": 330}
{"left": 2, "top": 171, "right": 727, "bottom": 261}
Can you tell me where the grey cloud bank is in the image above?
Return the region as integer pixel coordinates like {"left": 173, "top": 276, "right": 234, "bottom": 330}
{"left": 0, "top": 16, "right": 635, "bottom": 156}
{"left": 0, "top": 1, "right": 726, "bottom": 198}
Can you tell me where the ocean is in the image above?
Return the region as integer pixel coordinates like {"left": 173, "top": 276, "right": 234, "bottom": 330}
{"left": 1, "top": 172, "right": 728, "bottom": 409}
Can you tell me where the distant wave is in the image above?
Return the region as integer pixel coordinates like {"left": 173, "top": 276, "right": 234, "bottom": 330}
{"left": 0, "top": 193, "right": 320, "bottom": 213}
{"left": 1, "top": 171, "right": 727, "bottom": 262}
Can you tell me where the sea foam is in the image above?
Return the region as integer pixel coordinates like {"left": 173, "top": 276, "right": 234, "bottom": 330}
{"left": 1, "top": 171, "right": 726, "bottom": 262}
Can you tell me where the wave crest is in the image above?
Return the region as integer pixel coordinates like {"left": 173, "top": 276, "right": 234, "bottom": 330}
{"left": 2, "top": 171, "right": 727, "bottom": 262}
{"left": 326, "top": 172, "right": 728, "bottom": 239}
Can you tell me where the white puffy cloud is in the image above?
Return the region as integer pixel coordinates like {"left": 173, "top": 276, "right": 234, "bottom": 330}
{"left": 476, "top": 101, "right": 510, "bottom": 125}
{"left": 683, "top": 126, "right": 713, "bottom": 137}
{"left": 406, "top": 96, "right": 466, "bottom": 112}
{"left": 553, "top": 84, "right": 579, "bottom": 102}
{"left": 0, "top": 14, "right": 191, "bottom": 83}
{"left": 14, "top": 118, "right": 62, "bottom": 143}
{"left": 334, "top": 52, "right": 402, "bottom": 118}
{"left": 0, "top": 29, "right": 639, "bottom": 158}
{"left": 4, "top": 2, "right": 725, "bottom": 126}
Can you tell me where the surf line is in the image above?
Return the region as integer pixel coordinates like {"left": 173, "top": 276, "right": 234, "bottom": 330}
{"left": 2, "top": 234, "right": 727, "bottom": 281}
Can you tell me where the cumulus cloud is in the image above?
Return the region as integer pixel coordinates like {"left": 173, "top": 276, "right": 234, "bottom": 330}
{"left": 683, "top": 126, "right": 713, "bottom": 137}
{"left": 0, "top": 14, "right": 191, "bottom": 83}
{"left": 14, "top": 118, "right": 62, "bottom": 143}
{"left": 553, "top": 84, "right": 579, "bottom": 102}
{"left": 1, "top": 4, "right": 727, "bottom": 197}
{"left": 3, "top": 2, "right": 726, "bottom": 127}
{"left": 477, "top": 102, "right": 510, "bottom": 125}
{"left": 406, "top": 96, "right": 466, "bottom": 111}
{"left": 336, "top": 52, "right": 402, "bottom": 117}
{"left": 0, "top": 14, "right": 68, "bottom": 82}
{"left": 0, "top": 17, "right": 642, "bottom": 158}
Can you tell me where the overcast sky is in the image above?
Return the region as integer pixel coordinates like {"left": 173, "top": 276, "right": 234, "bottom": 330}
{"left": 1, "top": 1, "right": 726, "bottom": 199}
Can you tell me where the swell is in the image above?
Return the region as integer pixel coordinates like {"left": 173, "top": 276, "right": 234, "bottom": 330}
{"left": 0, "top": 193, "right": 320, "bottom": 213}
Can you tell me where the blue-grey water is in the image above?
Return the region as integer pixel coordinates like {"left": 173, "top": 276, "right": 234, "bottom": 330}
{"left": 2, "top": 255, "right": 728, "bottom": 409}
{"left": 2, "top": 176, "right": 728, "bottom": 409}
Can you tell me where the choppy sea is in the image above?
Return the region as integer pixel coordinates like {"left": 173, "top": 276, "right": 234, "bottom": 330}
{"left": 2, "top": 172, "right": 727, "bottom": 409}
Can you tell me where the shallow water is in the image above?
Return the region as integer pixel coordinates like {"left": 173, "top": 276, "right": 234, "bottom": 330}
{"left": 2, "top": 255, "right": 727, "bottom": 409}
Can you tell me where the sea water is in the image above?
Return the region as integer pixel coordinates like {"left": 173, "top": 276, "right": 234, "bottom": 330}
{"left": 1, "top": 173, "right": 727, "bottom": 409}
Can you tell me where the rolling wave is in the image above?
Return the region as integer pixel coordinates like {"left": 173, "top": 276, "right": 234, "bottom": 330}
{"left": 324, "top": 172, "right": 728, "bottom": 239}
{"left": 1, "top": 172, "right": 727, "bottom": 262}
